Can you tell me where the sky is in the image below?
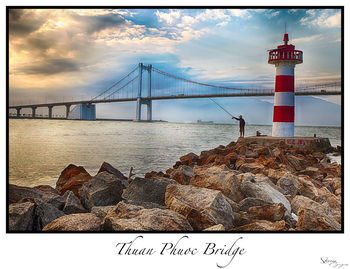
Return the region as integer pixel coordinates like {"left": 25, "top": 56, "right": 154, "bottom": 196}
{"left": 8, "top": 8, "right": 342, "bottom": 125}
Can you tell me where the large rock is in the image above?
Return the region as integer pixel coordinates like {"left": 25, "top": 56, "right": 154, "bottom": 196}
{"left": 91, "top": 205, "right": 115, "bottom": 219}
{"left": 55, "top": 164, "right": 92, "bottom": 197}
{"left": 42, "top": 213, "right": 101, "bottom": 231}
{"left": 203, "top": 224, "right": 225, "bottom": 231}
{"left": 9, "top": 184, "right": 65, "bottom": 210}
{"left": 34, "top": 185, "right": 60, "bottom": 195}
{"left": 296, "top": 207, "right": 341, "bottom": 231}
{"left": 232, "top": 220, "right": 288, "bottom": 231}
{"left": 190, "top": 165, "right": 244, "bottom": 202}
{"left": 97, "top": 162, "right": 128, "bottom": 180}
{"left": 247, "top": 203, "right": 286, "bottom": 222}
{"left": 9, "top": 202, "right": 35, "bottom": 231}
{"left": 296, "top": 177, "right": 318, "bottom": 200}
{"left": 79, "top": 171, "right": 124, "bottom": 210}
{"left": 238, "top": 197, "right": 271, "bottom": 212}
{"left": 9, "top": 184, "right": 59, "bottom": 204}
{"left": 240, "top": 173, "right": 291, "bottom": 213}
{"left": 102, "top": 202, "right": 193, "bottom": 231}
{"left": 291, "top": 195, "right": 341, "bottom": 224}
{"left": 62, "top": 191, "right": 86, "bottom": 214}
{"left": 277, "top": 173, "right": 299, "bottom": 198}
{"left": 170, "top": 165, "right": 193, "bottom": 185}
{"left": 165, "top": 184, "right": 235, "bottom": 230}
{"left": 179, "top": 152, "right": 199, "bottom": 166}
{"left": 122, "top": 177, "right": 172, "bottom": 206}
{"left": 34, "top": 200, "right": 65, "bottom": 230}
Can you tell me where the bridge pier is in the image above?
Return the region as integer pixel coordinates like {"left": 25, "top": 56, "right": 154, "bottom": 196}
{"left": 135, "top": 63, "right": 152, "bottom": 121}
{"left": 31, "top": 107, "right": 37, "bottom": 118}
{"left": 65, "top": 104, "right": 71, "bottom": 119}
{"left": 48, "top": 106, "right": 53, "bottom": 119}
{"left": 16, "top": 108, "right": 21, "bottom": 117}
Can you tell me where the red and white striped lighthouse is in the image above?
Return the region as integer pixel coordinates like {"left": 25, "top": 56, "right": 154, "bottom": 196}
{"left": 268, "top": 32, "right": 303, "bottom": 137}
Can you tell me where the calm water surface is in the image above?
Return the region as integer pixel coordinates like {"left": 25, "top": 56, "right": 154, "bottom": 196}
{"left": 9, "top": 119, "right": 341, "bottom": 187}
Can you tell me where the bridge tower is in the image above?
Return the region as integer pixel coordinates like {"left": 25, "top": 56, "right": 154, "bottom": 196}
{"left": 268, "top": 32, "right": 303, "bottom": 137}
{"left": 136, "top": 63, "right": 152, "bottom": 121}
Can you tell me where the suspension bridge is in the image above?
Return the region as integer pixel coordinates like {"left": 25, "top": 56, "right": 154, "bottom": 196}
{"left": 8, "top": 63, "right": 342, "bottom": 121}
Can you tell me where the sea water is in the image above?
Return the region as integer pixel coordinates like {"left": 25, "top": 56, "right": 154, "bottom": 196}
{"left": 9, "top": 119, "right": 341, "bottom": 187}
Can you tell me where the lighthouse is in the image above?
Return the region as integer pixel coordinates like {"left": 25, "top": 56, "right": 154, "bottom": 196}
{"left": 268, "top": 32, "right": 303, "bottom": 137}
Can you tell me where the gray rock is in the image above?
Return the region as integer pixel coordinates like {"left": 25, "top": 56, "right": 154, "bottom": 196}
{"left": 122, "top": 177, "right": 172, "bottom": 206}
{"left": 91, "top": 206, "right": 115, "bottom": 219}
{"left": 240, "top": 173, "right": 291, "bottom": 213}
{"left": 9, "top": 202, "right": 35, "bottom": 231}
{"left": 277, "top": 173, "right": 299, "bottom": 198}
{"left": 97, "top": 162, "right": 129, "bottom": 188}
{"left": 43, "top": 213, "right": 101, "bottom": 231}
{"left": 190, "top": 165, "right": 244, "bottom": 202}
{"left": 291, "top": 195, "right": 341, "bottom": 224}
{"left": 102, "top": 201, "right": 193, "bottom": 231}
{"left": 62, "top": 191, "right": 86, "bottom": 214}
{"left": 79, "top": 171, "right": 124, "bottom": 210}
{"left": 9, "top": 184, "right": 61, "bottom": 206}
{"left": 239, "top": 197, "right": 271, "bottom": 212}
{"left": 34, "top": 200, "right": 65, "bottom": 230}
{"left": 170, "top": 165, "right": 194, "bottom": 185}
{"left": 165, "top": 184, "right": 235, "bottom": 230}
{"left": 203, "top": 224, "right": 225, "bottom": 231}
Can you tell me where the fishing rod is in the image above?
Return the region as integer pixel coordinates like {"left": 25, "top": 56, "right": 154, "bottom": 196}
{"left": 209, "top": 98, "right": 235, "bottom": 118}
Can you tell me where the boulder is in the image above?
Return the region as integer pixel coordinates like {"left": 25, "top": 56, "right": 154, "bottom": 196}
{"left": 165, "top": 184, "right": 235, "bottom": 230}
{"left": 170, "top": 165, "right": 193, "bottom": 185}
{"left": 34, "top": 200, "right": 65, "bottom": 230}
{"left": 247, "top": 203, "right": 286, "bottom": 222}
{"left": 267, "top": 169, "right": 287, "bottom": 184}
{"left": 201, "top": 154, "right": 217, "bottom": 166}
{"left": 102, "top": 201, "right": 193, "bottom": 231}
{"left": 238, "top": 197, "right": 271, "bottom": 212}
{"left": 122, "top": 177, "right": 172, "bottom": 206}
{"left": 55, "top": 164, "right": 92, "bottom": 197}
{"left": 179, "top": 152, "right": 199, "bottom": 166}
{"left": 33, "top": 185, "right": 60, "bottom": 195}
{"left": 277, "top": 173, "right": 299, "bottom": 198}
{"left": 9, "top": 202, "right": 35, "bottom": 231}
{"left": 285, "top": 153, "right": 306, "bottom": 171}
{"left": 315, "top": 190, "right": 341, "bottom": 211}
{"left": 296, "top": 207, "right": 341, "bottom": 231}
{"left": 42, "top": 213, "right": 101, "bottom": 231}
{"left": 62, "top": 191, "right": 86, "bottom": 214}
{"left": 232, "top": 220, "right": 288, "bottom": 231}
{"left": 9, "top": 184, "right": 58, "bottom": 204}
{"left": 190, "top": 165, "right": 244, "bottom": 202}
{"left": 97, "top": 162, "right": 128, "bottom": 180}
{"left": 9, "top": 184, "right": 65, "bottom": 209}
{"left": 79, "top": 171, "right": 124, "bottom": 210}
{"left": 203, "top": 224, "right": 225, "bottom": 231}
{"left": 296, "top": 177, "right": 318, "bottom": 200}
{"left": 91, "top": 205, "right": 115, "bottom": 219}
{"left": 239, "top": 162, "right": 264, "bottom": 174}
{"left": 240, "top": 173, "right": 291, "bottom": 213}
{"left": 291, "top": 195, "right": 341, "bottom": 224}
{"left": 299, "top": 167, "right": 322, "bottom": 179}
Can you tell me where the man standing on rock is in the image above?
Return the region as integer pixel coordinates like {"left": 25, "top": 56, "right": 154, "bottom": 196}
{"left": 232, "top": 115, "right": 245, "bottom": 137}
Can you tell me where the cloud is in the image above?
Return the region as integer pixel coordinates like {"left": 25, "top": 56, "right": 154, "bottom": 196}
{"left": 9, "top": 9, "right": 47, "bottom": 37}
{"left": 228, "top": 9, "right": 248, "bottom": 17}
{"left": 155, "top": 9, "right": 181, "bottom": 24}
{"left": 300, "top": 10, "right": 341, "bottom": 28}
{"left": 288, "top": 9, "right": 298, "bottom": 14}
{"left": 15, "top": 58, "right": 80, "bottom": 75}
{"left": 291, "top": 34, "right": 324, "bottom": 44}
{"left": 265, "top": 10, "right": 280, "bottom": 19}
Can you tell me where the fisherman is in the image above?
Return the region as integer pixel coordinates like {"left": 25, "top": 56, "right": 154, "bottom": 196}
{"left": 232, "top": 115, "right": 245, "bottom": 137}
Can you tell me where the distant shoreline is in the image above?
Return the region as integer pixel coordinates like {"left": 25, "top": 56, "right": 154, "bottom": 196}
{"left": 8, "top": 117, "right": 341, "bottom": 128}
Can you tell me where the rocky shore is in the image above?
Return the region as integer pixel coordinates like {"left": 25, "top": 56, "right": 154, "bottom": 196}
{"left": 9, "top": 138, "right": 342, "bottom": 232}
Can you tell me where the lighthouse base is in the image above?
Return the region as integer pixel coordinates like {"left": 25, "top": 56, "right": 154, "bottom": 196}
{"left": 272, "top": 122, "right": 294, "bottom": 137}
{"left": 237, "top": 136, "right": 333, "bottom": 152}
